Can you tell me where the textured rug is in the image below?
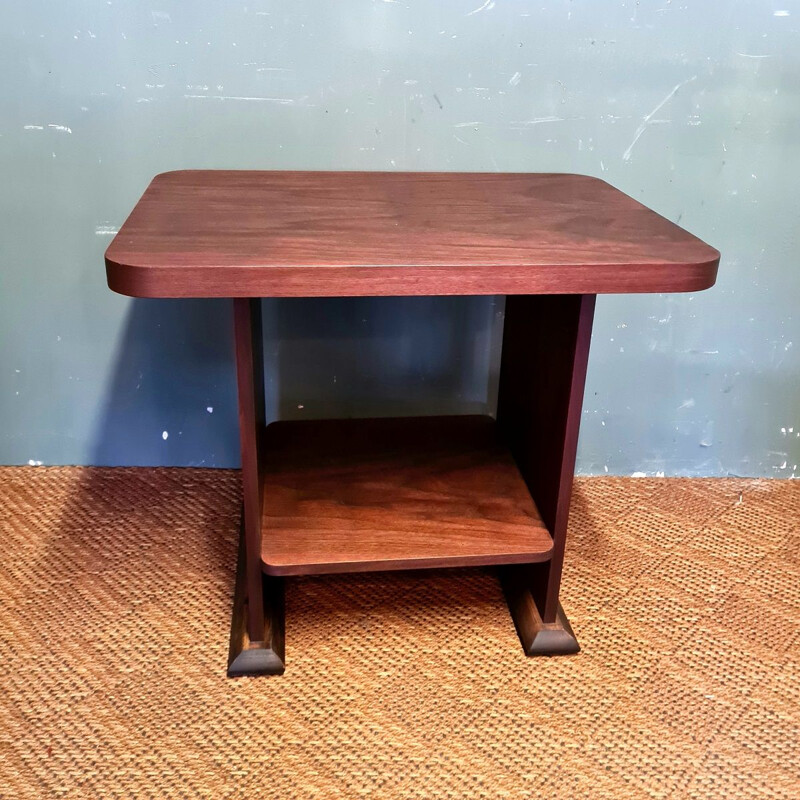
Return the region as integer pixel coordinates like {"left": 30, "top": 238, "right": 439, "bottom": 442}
{"left": 0, "top": 468, "right": 798, "bottom": 798}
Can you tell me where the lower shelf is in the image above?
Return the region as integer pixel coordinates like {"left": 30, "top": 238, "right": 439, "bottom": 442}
{"left": 259, "top": 415, "right": 553, "bottom": 575}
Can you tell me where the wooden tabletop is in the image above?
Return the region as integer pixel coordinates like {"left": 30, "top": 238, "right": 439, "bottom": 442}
{"left": 105, "top": 171, "right": 719, "bottom": 298}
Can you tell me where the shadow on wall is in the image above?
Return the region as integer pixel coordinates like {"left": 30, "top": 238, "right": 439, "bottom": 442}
{"left": 92, "top": 295, "right": 501, "bottom": 467}
{"left": 91, "top": 298, "right": 240, "bottom": 467}
{"left": 265, "top": 295, "right": 500, "bottom": 422}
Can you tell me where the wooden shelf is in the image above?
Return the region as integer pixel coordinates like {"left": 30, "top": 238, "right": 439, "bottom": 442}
{"left": 259, "top": 415, "right": 553, "bottom": 576}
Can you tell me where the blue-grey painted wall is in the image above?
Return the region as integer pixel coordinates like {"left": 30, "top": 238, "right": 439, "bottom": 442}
{"left": 1, "top": 1, "right": 798, "bottom": 476}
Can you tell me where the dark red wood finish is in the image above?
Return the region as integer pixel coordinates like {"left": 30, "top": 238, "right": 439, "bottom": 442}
{"left": 258, "top": 415, "right": 553, "bottom": 575}
{"left": 233, "top": 298, "right": 266, "bottom": 638}
{"left": 106, "top": 171, "right": 719, "bottom": 299}
{"left": 227, "top": 520, "right": 285, "bottom": 677}
{"left": 104, "top": 171, "right": 720, "bottom": 672}
{"left": 229, "top": 299, "right": 285, "bottom": 674}
{"left": 497, "top": 294, "right": 595, "bottom": 646}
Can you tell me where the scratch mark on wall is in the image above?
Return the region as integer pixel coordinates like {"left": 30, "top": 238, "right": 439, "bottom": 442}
{"left": 622, "top": 75, "right": 696, "bottom": 161}
{"left": 454, "top": 121, "right": 485, "bottom": 128}
{"left": 467, "top": 0, "right": 494, "bottom": 16}
{"left": 95, "top": 225, "right": 119, "bottom": 236}
{"left": 47, "top": 124, "right": 72, "bottom": 133}
{"left": 23, "top": 125, "right": 44, "bottom": 130}
{"left": 509, "top": 71, "right": 521, "bottom": 86}
{"left": 509, "top": 116, "right": 566, "bottom": 127}
{"left": 183, "top": 94, "right": 297, "bottom": 104}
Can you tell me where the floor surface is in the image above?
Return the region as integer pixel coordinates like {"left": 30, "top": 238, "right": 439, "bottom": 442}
{"left": 1, "top": 468, "right": 798, "bottom": 798}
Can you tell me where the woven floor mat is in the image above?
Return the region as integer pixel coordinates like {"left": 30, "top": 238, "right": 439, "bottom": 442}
{"left": 0, "top": 468, "right": 798, "bottom": 798}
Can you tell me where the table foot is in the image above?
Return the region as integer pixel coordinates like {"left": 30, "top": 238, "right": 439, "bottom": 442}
{"left": 500, "top": 568, "right": 580, "bottom": 656}
{"left": 227, "top": 528, "right": 285, "bottom": 677}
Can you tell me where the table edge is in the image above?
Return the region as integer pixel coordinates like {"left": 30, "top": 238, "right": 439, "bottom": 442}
{"left": 105, "top": 254, "right": 719, "bottom": 298}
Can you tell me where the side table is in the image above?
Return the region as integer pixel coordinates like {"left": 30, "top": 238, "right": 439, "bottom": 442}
{"left": 106, "top": 171, "right": 719, "bottom": 676}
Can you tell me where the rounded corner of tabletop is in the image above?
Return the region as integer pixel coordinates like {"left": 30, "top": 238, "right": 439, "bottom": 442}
{"left": 103, "top": 170, "right": 720, "bottom": 300}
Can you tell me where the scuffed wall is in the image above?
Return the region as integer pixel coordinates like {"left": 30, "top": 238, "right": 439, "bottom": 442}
{"left": 0, "top": 1, "right": 797, "bottom": 476}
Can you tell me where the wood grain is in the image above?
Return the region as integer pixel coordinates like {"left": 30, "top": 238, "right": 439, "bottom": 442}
{"left": 258, "top": 415, "right": 554, "bottom": 575}
{"left": 226, "top": 518, "right": 285, "bottom": 677}
{"left": 497, "top": 294, "right": 595, "bottom": 625}
{"left": 233, "top": 298, "right": 268, "bottom": 640}
{"left": 500, "top": 570, "right": 581, "bottom": 656}
{"left": 106, "top": 171, "right": 719, "bottom": 298}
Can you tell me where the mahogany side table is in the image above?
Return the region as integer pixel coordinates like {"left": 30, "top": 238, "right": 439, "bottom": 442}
{"left": 105, "top": 171, "right": 719, "bottom": 676}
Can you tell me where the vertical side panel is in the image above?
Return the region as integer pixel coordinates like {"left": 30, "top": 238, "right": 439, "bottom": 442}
{"left": 233, "top": 298, "right": 266, "bottom": 639}
{"left": 497, "top": 294, "right": 595, "bottom": 623}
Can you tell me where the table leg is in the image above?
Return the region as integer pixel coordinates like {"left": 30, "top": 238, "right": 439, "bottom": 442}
{"left": 496, "top": 294, "right": 596, "bottom": 655}
{"left": 227, "top": 298, "right": 285, "bottom": 676}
